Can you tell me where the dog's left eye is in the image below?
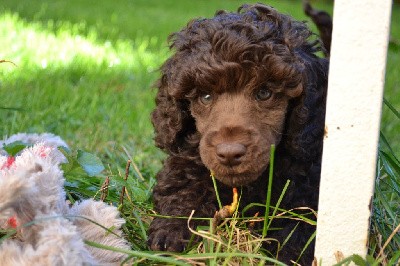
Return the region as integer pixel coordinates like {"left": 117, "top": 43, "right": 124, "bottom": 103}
{"left": 255, "top": 88, "right": 272, "bottom": 101}
{"left": 200, "top": 94, "right": 213, "bottom": 105}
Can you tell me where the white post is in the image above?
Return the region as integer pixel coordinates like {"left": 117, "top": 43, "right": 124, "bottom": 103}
{"left": 314, "top": 0, "right": 392, "bottom": 264}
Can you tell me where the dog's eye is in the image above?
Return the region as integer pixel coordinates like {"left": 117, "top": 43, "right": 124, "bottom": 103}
{"left": 255, "top": 88, "right": 272, "bottom": 101}
{"left": 200, "top": 94, "right": 213, "bottom": 105}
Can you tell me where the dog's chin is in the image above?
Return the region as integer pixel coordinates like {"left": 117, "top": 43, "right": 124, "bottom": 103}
{"left": 211, "top": 169, "right": 264, "bottom": 187}
{"left": 200, "top": 147, "right": 271, "bottom": 187}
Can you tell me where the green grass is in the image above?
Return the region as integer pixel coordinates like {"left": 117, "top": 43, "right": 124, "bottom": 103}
{"left": 1, "top": 0, "right": 399, "bottom": 264}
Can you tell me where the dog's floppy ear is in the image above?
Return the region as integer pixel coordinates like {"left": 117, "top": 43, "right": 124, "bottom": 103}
{"left": 283, "top": 56, "right": 328, "bottom": 162}
{"left": 151, "top": 74, "right": 196, "bottom": 155}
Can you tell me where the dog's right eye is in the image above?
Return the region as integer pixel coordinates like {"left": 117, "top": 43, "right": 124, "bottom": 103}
{"left": 200, "top": 94, "right": 213, "bottom": 105}
{"left": 255, "top": 88, "right": 272, "bottom": 101}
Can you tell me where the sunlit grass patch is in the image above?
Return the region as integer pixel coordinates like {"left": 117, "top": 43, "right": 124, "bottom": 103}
{"left": 0, "top": 12, "right": 168, "bottom": 174}
{"left": 0, "top": 12, "right": 166, "bottom": 75}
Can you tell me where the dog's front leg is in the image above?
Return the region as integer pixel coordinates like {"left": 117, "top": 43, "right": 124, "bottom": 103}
{"left": 147, "top": 157, "right": 216, "bottom": 252}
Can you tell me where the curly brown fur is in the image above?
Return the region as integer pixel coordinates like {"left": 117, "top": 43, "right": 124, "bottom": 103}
{"left": 148, "top": 4, "right": 329, "bottom": 265}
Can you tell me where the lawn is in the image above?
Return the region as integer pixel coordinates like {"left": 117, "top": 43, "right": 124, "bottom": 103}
{"left": 1, "top": 0, "right": 399, "bottom": 264}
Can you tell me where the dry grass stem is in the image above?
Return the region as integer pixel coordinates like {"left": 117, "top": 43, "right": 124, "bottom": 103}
{"left": 377, "top": 222, "right": 400, "bottom": 260}
{"left": 119, "top": 160, "right": 131, "bottom": 205}
{"left": 0, "top": 59, "right": 17, "bottom": 66}
{"left": 187, "top": 210, "right": 282, "bottom": 265}
{"left": 100, "top": 176, "right": 110, "bottom": 201}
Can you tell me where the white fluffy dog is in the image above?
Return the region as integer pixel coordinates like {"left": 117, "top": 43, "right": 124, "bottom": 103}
{"left": 0, "top": 133, "right": 130, "bottom": 265}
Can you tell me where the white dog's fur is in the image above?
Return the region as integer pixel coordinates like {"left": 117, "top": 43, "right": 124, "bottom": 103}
{"left": 0, "top": 133, "right": 130, "bottom": 265}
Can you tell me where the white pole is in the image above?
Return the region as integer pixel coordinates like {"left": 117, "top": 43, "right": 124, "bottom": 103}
{"left": 314, "top": 0, "right": 392, "bottom": 264}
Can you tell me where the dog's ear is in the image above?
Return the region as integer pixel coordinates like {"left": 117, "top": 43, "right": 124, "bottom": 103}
{"left": 282, "top": 56, "right": 328, "bottom": 162}
{"left": 151, "top": 75, "right": 196, "bottom": 155}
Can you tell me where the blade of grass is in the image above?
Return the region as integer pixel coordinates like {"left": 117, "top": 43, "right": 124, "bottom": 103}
{"left": 380, "top": 151, "right": 400, "bottom": 177}
{"left": 384, "top": 98, "right": 400, "bottom": 120}
{"left": 377, "top": 222, "right": 400, "bottom": 259}
{"left": 177, "top": 252, "right": 287, "bottom": 265}
{"left": 296, "top": 230, "right": 316, "bottom": 263}
{"left": 267, "top": 179, "right": 291, "bottom": 230}
{"left": 242, "top": 203, "right": 317, "bottom": 225}
{"left": 375, "top": 185, "right": 397, "bottom": 223}
{"left": 84, "top": 240, "right": 191, "bottom": 265}
{"left": 211, "top": 172, "right": 223, "bottom": 210}
{"left": 0, "top": 107, "right": 23, "bottom": 111}
{"left": 0, "top": 214, "right": 122, "bottom": 244}
{"left": 380, "top": 132, "right": 399, "bottom": 161}
{"left": 263, "top": 144, "right": 275, "bottom": 238}
{"left": 387, "top": 250, "right": 400, "bottom": 265}
{"left": 280, "top": 222, "right": 299, "bottom": 250}
{"left": 131, "top": 209, "right": 147, "bottom": 241}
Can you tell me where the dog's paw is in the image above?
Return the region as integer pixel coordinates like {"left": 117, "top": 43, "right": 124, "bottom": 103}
{"left": 147, "top": 227, "right": 190, "bottom": 252}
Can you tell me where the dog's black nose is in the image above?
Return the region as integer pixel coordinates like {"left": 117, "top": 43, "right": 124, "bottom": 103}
{"left": 216, "top": 143, "right": 246, "bottom": 166}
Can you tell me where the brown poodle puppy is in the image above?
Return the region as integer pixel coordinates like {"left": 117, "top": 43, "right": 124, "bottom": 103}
{"left": 149, "top": 4, "right": 329, "bottom": 264}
